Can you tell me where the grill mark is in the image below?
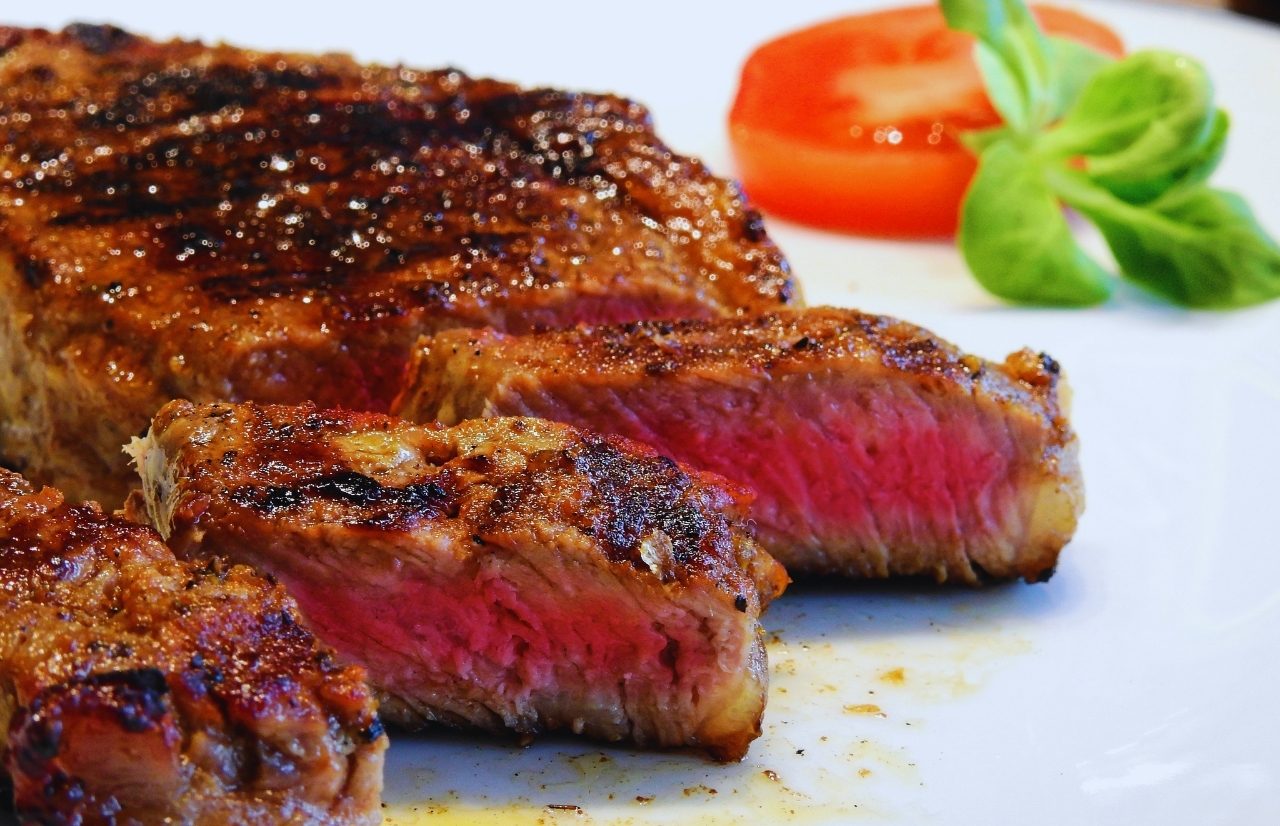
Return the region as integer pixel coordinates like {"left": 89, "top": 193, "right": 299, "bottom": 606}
{"left": 230, "top": 470, "right": 453, "bottom": 523}
{"left": 79, "top": 668, "right": 171, "bottom": 732}
{"left": 82, "top": 64, "right": 341, "bottom": 130}
{"left": 0, "top": 27, "right": 795, "bottom": 319}
{"left": 0, "top": 28, "right": 25, "bottom": 57}
{"left": 160, "top": 401, "right": 767, "bottom": 592}
{"left": 63, "top": 23, "right": 136, "bottom": 55}
{"left": 13, "top": 667, "right": 172, "bottom": 778}
{"left": 566, "top": 435, "right": 714, "bottom": 567}
{"left": 20, "top": 257, "right": 50, "bottom": 290}
{"left": 0, "top": 464, "right": 386, "bottom": 817}
{"left": 0, "top": 28, "right": 798, "bottom": 506}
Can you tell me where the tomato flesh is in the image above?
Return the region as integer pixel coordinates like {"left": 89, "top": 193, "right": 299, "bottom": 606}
{"left": 728, "top": 5, "right": 1124, "bottom": 238}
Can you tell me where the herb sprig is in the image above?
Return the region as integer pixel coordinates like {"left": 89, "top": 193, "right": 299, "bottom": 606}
{"left": 941, "top": 0, "right": 1280, "bottom": 308}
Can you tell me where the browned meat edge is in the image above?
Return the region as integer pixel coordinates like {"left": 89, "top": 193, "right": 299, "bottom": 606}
{"left": 0, "top": 469, "right": 386, "bottom": 823}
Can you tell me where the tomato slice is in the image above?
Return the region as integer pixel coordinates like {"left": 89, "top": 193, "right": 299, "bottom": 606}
{"left": 728, "top": 5, "right": 1124, "bottom": 238}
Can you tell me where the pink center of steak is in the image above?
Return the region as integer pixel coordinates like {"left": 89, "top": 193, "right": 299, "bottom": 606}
{"left": 500, "top": 373, "right": 1040, "bottom": 576}
{"left": 264, "top": 541, "right": 750, "bottom": 742}
{"left": 736, "top": 379, "right": 1012, "bottom": 548}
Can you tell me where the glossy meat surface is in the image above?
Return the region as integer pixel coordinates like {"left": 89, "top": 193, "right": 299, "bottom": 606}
{"left": 0, "top": 23, "right": 795, "bottom": 506}
{"left": 0, "top": 470, "right": 386, "bottom": 824}
{"left": 132, "top": 401, "right": 787, "bottom": 760}
{"left": 399, "top": 308, "right": 1084, "bottom": 583}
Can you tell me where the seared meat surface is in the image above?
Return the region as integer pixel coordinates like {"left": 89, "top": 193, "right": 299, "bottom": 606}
{"left": 0, "top": 23, "right": 795, "bottom": 506}
{"left": 398, "top": 308, "right": 1084, "bottom": 583}
{"left": 0, "top": 470, "right": 386, "bottom": 824}
{"left": 130, "top": 401, "right": 787, "bottom": 761}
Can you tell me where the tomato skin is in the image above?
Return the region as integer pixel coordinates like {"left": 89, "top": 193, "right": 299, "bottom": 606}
{"left": 731, "top": 122, "right": 978, "bottom": 237}
{"left": 728, "top": 5, "right": 1124, "bottom": 238}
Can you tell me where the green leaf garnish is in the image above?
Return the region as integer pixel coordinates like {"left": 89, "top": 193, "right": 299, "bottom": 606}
{"left": 940, "top": 0, "right": 1280, "bottom": 308}
{"left": 961, "top": 141, "right": 1111, "bottom": 304}
{"left": 1049, "top": 169, "right": 1280, "bottom": 307}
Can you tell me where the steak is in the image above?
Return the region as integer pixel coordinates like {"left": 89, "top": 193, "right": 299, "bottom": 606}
{"left": 0, "top": 469, "right": 386, "bottom": 824}
{"left": 397, "top": 309, "right": 1084, "bottom": 583}
{"left": 129, "top": 401, "right": 788, "bottom": 761}
{"left": 0, "top": 24, "right": 795, "bottom": 507}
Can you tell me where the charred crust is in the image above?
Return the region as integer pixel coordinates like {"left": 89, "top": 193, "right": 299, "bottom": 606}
{"left": 86, "top": 669, "right": 171, "bottom": 733}
{"left": 63, "top": 23, "right": 137, "bottom": 55}
{"left": 563, "top": 434, "right": 725, "bottom": 576}
{"left": 0, "top": 466, "right": 383, "bottom": 813}
{"left": 14, "top": 669, "right": 172, "bottom": 774}
{"left": 85, "top": 640, "right": 133, "bottom": 659}
{"left": 230, "top": 471, "right": 454, "bottom": 526}
{"left": 14, "top": 713, "right": 62, "bottom": 764}
{"left": 19, "top": 257, "right": 50, "bottom": 290}
{"left": 742, "top": 210, "right": 769, "bottom": 243}
{"left": 462, "top": 453, "right": 492, "bottom": 472}
{"left": 428, "top": 311, "right": 1070, "bottom": 450}
{"left": 644, "top": 360, "right": 678, "bottom": 377}
{"left": 1039, "top": 352, "right": 1061, "bottom": 375}
{"left": 1, "top": 23, "right": 794, "bottom": 338}
{"left": 360, "top": 717, "right": 386, "bottom": 743}
{"left": 0, "top": 27, "right": 26, "bottom": 56}
{"left": 153, "top": 402, "right": 772, "bottom": 599}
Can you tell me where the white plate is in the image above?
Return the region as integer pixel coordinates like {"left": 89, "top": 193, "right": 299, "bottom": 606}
{"left": 15, "top": 1, "right": 1280, "bottom": 823}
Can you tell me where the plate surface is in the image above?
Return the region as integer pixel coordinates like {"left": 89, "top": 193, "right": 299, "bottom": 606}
{"left": 11, "top": 1, "right": 1280, "bottom": 823}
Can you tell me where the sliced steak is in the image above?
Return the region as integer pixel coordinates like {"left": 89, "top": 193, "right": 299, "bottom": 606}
{"left": 397, "top": 308, "right": 1084, "bottom": 583}
{"left": 0, "top": 469, "right": 386, "bottom": 824}
{"left": 0, "top": 23, "right": 795, "bottom": 506}
{"left": 129, "top": 401, "right": 788, "bottom": 761}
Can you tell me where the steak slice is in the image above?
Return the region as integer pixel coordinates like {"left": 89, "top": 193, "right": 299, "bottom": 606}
{"left": 129, "top": 401, "right": 788, "bottom": 761}
{"left": 0, "top": 470, "right": 386, "bottom": 824}
{"left": 397, "top": 308, "right": 1084, "bottom": 583}
{"left": 0, "top": 23, "right": 796, "bottom": 507}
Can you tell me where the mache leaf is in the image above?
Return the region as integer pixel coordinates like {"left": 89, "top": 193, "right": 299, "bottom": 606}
{"left": 1089, "top": 108, "right": 1229, "bottom": 204}
{"left": 960, "top": 141, "right": 1112, "bottom": 305}
{"left": 943, "top": 0, "right": 1280, "bottom": 310}
{"left": 1040, "top": 50, "right": 1218, "bottom": 202}
{"left": 1051, "top": 169, "right": 1280, "bottom": 308}
{"left": 974, "top": 41, "right": 1030, "bottom": 133}
{"left": 1045, "top": 35, "right": 1114, "bottom": 120}
{"left": 941, "top": 0, "right": 1055, "bottom": 133}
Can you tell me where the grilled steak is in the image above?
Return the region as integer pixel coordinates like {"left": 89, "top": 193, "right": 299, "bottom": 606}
{"left": 397, "top": 309, "right": 1084, "bottom": 583}
{"left": 0, "top": 469, "right": 386, "bottom": 824}
{"left": 129, "top": 401, "right": 788, "bottom": 761}
{"left": 0, "top": 23, "right": 796, "bottom": 507}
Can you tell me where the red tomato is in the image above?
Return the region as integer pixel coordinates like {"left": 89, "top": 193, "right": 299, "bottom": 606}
{"left": 728, "top": 5, "right": 1124, "bottom": 238}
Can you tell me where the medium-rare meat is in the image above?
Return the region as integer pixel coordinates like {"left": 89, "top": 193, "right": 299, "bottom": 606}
{"left": 0, "top": 469, "right": 386, "bottom": 824}
{"left": 396, "top": 308, "right": 1084, "bottom": 583}
{"left": 128, "top": 401, "right": 788, "bottom": 761}
{"left": 0, "top": 23, "right": 796, "bottom": 507}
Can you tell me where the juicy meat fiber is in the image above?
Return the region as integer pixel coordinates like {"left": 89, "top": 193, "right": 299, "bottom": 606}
{"left": 398, "top": 308, "right": 1084, "bottom": 583}
{"left": 0, "top": 23, "right": 795, "bottom": 507}
{"left": 130, "top": 401, "right": 788, "bottom": 761}
{"left": 0, "top": 470, "right": 386, "bottom": 824}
